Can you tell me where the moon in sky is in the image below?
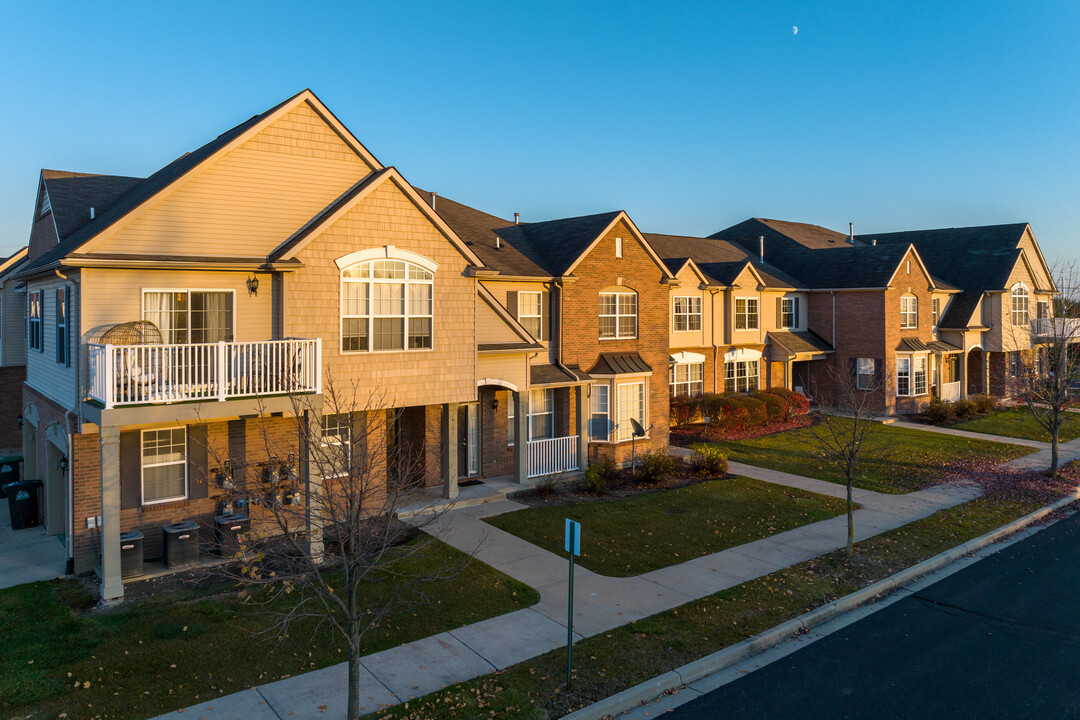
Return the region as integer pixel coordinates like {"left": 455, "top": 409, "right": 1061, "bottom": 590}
{"left": 793, "top": 26, "right": 798, "bottom": 35}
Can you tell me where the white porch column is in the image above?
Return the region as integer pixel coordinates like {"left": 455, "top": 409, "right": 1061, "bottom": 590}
{"left": 442, "top": 403, "right": 459, "bottom": 499}
{"left": 301, "top": 402, "right": 324, "bottom": 563}
{"left": 512, "top": 391, "right": 529, "bottom": 484}
{"left": 99, "top": 427, "right": 123, "bottom": 602}
{"left": 575, "top": 385, "right": 589, "bottom": 472}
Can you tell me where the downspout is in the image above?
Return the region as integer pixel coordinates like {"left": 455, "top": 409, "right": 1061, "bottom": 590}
{"left": 552, "top": 279, "right": 578, "bottom": 381}
{"left": 57, "top": 268, "right": 78, "bottom": 574}
{"left": 831, "top": 291, "right": 836, "bottom": 349}
{"left": 710, "top": 289, "right": 720, "bottom": 393}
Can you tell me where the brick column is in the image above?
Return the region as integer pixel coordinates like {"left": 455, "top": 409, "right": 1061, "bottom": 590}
{"left": 99, "top": 426, "right": 123, "bottom": 602}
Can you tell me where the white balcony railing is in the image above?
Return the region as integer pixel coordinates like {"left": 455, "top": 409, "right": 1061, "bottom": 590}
{"left": 87, "top": 338, "right": 322, "bottom": 409}
{"left": 1031, "top": 318, "right": 1080, "bottom": 341}
{"left": 940, "top": 381, "right": 961, "bottom": 402}
{"left": 527, "top": 435, "right": 580, "bottom": 478}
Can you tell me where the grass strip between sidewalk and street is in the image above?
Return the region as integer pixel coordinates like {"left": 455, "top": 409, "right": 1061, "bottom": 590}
{"left": 948, "top": 406, "right": 1080, "bottom": 443}
{"left": 377, "top": 495, "right": 1044, "bottom": 720}
{"left": 0, "top": 539, "right": 539, "bottom": 720}
{"left": 703, "top": 420, "right": 1034, "bottom": 494}
{"left": 485, "top": 476, "right": 848, "bottom": 576}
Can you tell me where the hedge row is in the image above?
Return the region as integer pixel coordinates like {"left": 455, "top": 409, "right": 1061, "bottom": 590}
{"left": 670, "top": 387, "right": 810, "bottom": 433}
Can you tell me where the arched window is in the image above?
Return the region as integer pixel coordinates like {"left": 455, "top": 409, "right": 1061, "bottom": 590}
{"left": 341, "top": 259, "right": 433, "bottom": 352}
{"left": 1011, "top": 285, "right": 1029, "bottom": 326}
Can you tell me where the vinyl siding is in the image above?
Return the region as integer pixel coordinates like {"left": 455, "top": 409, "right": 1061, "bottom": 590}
{"left": 25, "top": 275, "right": 77, "bottom": 410}
{"left": 668, "top": 264, "right": 708, "bottom": 349}
{"left": 1, "top": 283, "right": 26, "bottom": 366}
{"left": 478, "top": 353, "right": 529, "bottom": 392}
{"left": 477, "top": 294, "right": 526, "bottom": 345}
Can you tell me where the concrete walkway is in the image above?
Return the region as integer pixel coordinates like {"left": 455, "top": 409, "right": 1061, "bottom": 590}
{"left": 887, "top": 419, "right": 1051, "bottom": 449}
{"left": 0, "top": 502, "right": 66, "bottom": 591}
{"left": 154, "top": 467, "right": 980, "bottom": 720}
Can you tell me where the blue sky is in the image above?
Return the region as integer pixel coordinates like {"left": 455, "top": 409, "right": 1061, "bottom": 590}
{"left": 2, "top": 1, "right": 1078, "bottom": 264}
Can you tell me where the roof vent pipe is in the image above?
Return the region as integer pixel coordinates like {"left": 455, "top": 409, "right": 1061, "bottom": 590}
{"left": 759, "top": 235, "right": 764, "bottom": 264}
{"left": 495, "top": 236, "right": 501, "bottom": 250}
{"left": 514, "top": 212, "right": 520, "bottom": 224}
{"left": 90, "top": 207, "right": 95, "bottom": 220}
{"left": 872, "top": 238, "right": 877, "bottom": 246}
{"left": 849, "top": 222, "right": 854, "bottom": 244}
{"left": 429, "top": 192, "right": 436, "bottom": 210}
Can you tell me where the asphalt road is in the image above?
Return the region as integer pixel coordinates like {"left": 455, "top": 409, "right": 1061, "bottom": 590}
{"left": 664, "top": 512, "right": 1080, "bottom": 720}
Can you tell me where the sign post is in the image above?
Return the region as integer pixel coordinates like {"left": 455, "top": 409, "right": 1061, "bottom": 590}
{"left": 564, "top": 518, "right": 581, "bottom": 690}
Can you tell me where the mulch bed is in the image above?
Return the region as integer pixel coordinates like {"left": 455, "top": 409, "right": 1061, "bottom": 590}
{"left": 670, "top": 414, "right": 814, "bottom": 446}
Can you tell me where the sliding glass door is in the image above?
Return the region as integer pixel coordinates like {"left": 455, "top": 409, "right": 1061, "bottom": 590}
{"left": 143, "top": 291, "right": 234, "bottom": 343}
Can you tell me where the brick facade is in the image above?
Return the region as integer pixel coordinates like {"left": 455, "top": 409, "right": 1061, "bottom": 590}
{"left": 0, "top": 365, "right": 26, "bottom": 449}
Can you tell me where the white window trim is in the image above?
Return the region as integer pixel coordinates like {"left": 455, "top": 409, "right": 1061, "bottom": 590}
{"left": 895, "top": 354, "right": 929, "bottom": 397}
{"left": 780, "top": 297, "right": 798, "bottom": 329}
{"left": 141, "top": 288, "right": 237, "bottom": 344}
{"left": 527, "top": 388, "right": 554, "bottom": 441}
{"left": 517, "top": 291, "right": 543, "bottom": 340}
{"left": 140, "top": 427, "right": 188, "bottom": 506}
{"left": 599, "top": 291, "right": 638, "bottom": 340}
{"left": 55, "top": 287, "right": 68, "bottom": 367}
{"left": 320, "top": 414, "right": 352, "bottom": 478}
{"left": 724, "top": 359, "right": 760, "bottom": 393}
{"left": 734, "top": 297, "right": 759, "bottom": 331}
{"left": 615, "top": 237, "right": 623, "bottom": 258}
{"left": 589, "top": 382, "right": 611, "bottom": 443}
{"left": 28, "top": 289, "right": 43, "bottom": 352}
{"left": 672, "top": 296, "right": 702, "bottom": 332}
{"left": 507, "top": 398, "right": 515, "bottom": 447}
{"left": 339, "top": 259, "right": 435, "bottom": 354}
{"left": 856, "top": 358, "right": 875, "bottom": 390}
{"left": 615, "top": 380, "right": 647, "bottom": 442}
{"left": 900, "top": 295, "right": 918, "bottom": 329}
{"left": 1011, "top": 284, "right": 1030, "bottom": 326}
{"left": 670, "top": 361, "right": 704, "bottom": 397}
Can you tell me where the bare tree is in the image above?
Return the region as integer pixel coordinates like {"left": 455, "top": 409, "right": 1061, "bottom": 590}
{"left": 201, "top": 379, "right": 462, "bottom": 720}
{"left": 804, "top": 358, "right": 893, "bottom": 556}
{"left": 1016, "top": 263, "right": 1080, "bottom": 476}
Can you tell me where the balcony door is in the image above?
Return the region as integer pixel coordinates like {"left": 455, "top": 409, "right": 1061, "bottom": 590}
{"left": 143, "top": 290, "right": 235, "bottom": 344}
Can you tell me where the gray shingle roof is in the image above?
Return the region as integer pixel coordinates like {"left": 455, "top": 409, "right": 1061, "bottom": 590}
{"left": 643, "top": 232, "right": 801, "bottom": 288}
{"left": 41, "top": 171, "right": 144, "bottom": 241}
{"left": 768, "top": 330, "right": 833, "bottom": 356}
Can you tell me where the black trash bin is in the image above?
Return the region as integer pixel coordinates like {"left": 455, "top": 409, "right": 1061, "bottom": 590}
{"left": 6, "top": 479, "right": 40, "bottom": 530}
{"left": 162, "top": 521, "right": 200, "bottom": 568}
{"left": 213, "top": 513, "right": 250, "bottom": 557}
{"left": 120, "top": 530, "right": 144, "bottom": 579}
{"left": 0, "top": 456, "right": 21, "bottom": 499}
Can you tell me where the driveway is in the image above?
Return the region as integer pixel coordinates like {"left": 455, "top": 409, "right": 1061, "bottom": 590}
{"left": 0, "top": 502, "right": 67, "bottom": 590}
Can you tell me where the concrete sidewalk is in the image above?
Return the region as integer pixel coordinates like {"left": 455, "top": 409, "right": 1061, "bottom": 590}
{"left": 154, "top": 466, "right": 980, "bottom": 720}
{"left": 0, "top": 503, "right": 66, "bottom": 591}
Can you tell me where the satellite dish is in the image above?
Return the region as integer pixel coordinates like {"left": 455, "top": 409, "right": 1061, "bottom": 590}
{"left": 630, "top": 418, "right": 646, "bottom": 438}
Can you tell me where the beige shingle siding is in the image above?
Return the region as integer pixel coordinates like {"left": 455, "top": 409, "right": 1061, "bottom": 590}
{"left": 291, "top": 180, "right": 477, "bottom": 409}
{"left": 476, "top": 294, "right": 524, "bottom": 345}
{"left": 25, "top": 275, "right": 77, "bottom": 410}
{"left": 478, "top": 354, "right": 528, "bottom": 392}
{"left": 93, "top": 102, "right": 374, "bottom": 259}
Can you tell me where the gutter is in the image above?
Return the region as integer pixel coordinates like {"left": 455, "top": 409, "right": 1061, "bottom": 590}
{"left": 552, "top": 279, "right": 584, "bottom": 382}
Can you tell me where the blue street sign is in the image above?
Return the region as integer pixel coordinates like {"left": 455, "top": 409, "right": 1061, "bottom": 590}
{"left": 564, "top": 518, "right": 581, "bottom": 556}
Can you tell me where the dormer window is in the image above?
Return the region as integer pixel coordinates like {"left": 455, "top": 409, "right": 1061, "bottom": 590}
{"left": 341, "top": 259, "right": 433, "bottom": 352}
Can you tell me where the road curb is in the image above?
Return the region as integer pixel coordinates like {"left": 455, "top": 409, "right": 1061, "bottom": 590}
{"left": 561, "top": 486, "right": 1080, "bottom": 720}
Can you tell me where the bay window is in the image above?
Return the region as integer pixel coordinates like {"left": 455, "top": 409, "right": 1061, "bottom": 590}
{"left": 896, "top": 355, "right": 927, "bottom": 396}
{"left": 616, "top": 381, "right": 646, "bottom": 442}
{"left": 589, "top": 384, "right": 610, "bottom": 441}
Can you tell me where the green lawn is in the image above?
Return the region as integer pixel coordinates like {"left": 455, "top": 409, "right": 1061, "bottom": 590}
{"left": 485, "top": 477, "right": 848, "bottom": 576}
{"left": 950, "top": 406, "right": 1080, "bottom": 443}
{"left": 704, "top": 420, "right": 1034, "bottom": 494}
{"left": 385, "top": 494, "right": 1042, "bottom": 720}
{"left": 0, "top": 539, "right": 539, "bottom": 720}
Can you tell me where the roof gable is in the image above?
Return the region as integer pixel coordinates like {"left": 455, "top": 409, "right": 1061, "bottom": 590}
{"left": 562, "top": 212, "right": 675, "bottom": 280}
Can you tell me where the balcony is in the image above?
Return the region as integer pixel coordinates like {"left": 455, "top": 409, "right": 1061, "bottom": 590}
{"left": 1030, "top": 318, "right": 1080, "bottom": 342}
{"left": 87, "top": 338, "right": 321, "bottom": 409}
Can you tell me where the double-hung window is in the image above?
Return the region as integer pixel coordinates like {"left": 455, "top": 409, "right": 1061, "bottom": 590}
{"left": 28, "top": 290, "right": 42, "bottom": 351}
{"left": 599, "top": 292, "right": 637, "bottom": 339}
{"left": 724, "top": 360, "right": 759, "bottom": 393}
{"left": 616, "top": 382, "right": 646, "bottom": 442}
{"left": 142, "top": 428, "right": 187, "bottom": 504}
{"left": 517, "top": 291, "right": 543, "bottom": 340}
{"left": 931, "top": 298, "right": 940, "bottom": 327}
{"left": 55, "top": 288, "right": 69, "bottom": 366}
{"left": 856, "top": 358, "right": 876, "bottom": 390}
{"left": 528, "top": 388, "right": 554, "bottom": 440}
{"left": 900, "top": 296, "right": 918, "bottom": 329}
{"left": 896, "top": 357, "right": 911, "bottom": 396}
{"left": 589, "top": 384, "right": 610, "bottom": 441}
{"left": 143, "top": 290, "right": 234, "bottom": 344}
{"left": 673, "top": 296, "right": 702, "bottom": 332}
{"left": 341, "top": 260, "right": 433, "bottom": 352}
{"left": 1037, "top": 301, "right": 1050, "bottom": 320}
{"left": 913, "top": 356, "right": 928, "bottom": 395}
{"left": 1011, "top": 286, "right": 1029, "bottom": 326}
{"left": 321, "top": 414, "right": 352, "bottom": 477}
{"left": 507, "top": 399, "right": 515, "bottom": 447}
{"left": 670, "top": 362, "right": 704, "bottom": 397}
{"left": 735, "top": 298, "right": 758, "bottom": 330}
{"left": 779, "top": 297, "right": 799, "bottom": 329}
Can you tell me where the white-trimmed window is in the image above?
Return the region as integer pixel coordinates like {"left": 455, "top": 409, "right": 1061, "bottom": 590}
{"left": 779, "top": 297, "right": 799, "bottom": 329}
{"left": 1008, "top": 351, "right": 1022, "bottom": 378}
{"left": 670, "top": 362, "right": 704, "bottom": 397}
{"left": 599, "top": 291, "right": 637, "bottom": 339}
{"left": 341, "top": 260, "right": 433, "bottom": 352}
{"left": 1037, "top": 300, "right": 1050, "bottom": 320}
{"left": 1011, "top": 285, "right": 1029, "bottom": 326}
{"left": 735, "top": 298, "right": 758, "bottom": 330}
{"left": 589, "top": 384, "right": 610, "bottom": 441}
{"left": 673, "top": 296, "right": 702, "bottom": 332}
{"left": 321, "top": 414, "right": 351, "bottom": 477}
{"left": 914, "top": 356, "right": 927, "bottom": 395}
{"left": 616, "top": 381, "right": 646, "bottom": 442}
{"left": 517, "top": 291, "right": 543, "bottom": 340}
{"left": 28, "top": 290, "right": 42, "bottom": 351}
{"left": 507, "top": 398, "right": 515, "bottom": 447}
{"left": 55, "top": 287, "right": 69, "bottom": 366}
{"left": 528, "top": 388, "right": 554, "bottom": 440}
{"left": 143, "top": 290, "right": 235, "bottom": 344}
{"left": 897, "top": 357, "right": 911, "bottom": 396}
{"left": 142, "top": 428, "right": 187, "bottom": 504}
{"left": 932, "top": 298, "right": 940, "bottom": 326}
{"left": 724, "top": 360, "right": 759, "bottom": 393}
{"left": 896, "top": 355, "right": 927, "bottom": 396}
{"left": 900, "top": 296, "right": 918, "bottom": 329}
{"left": 857, "top": 358, "right": 876, "bottom": 390}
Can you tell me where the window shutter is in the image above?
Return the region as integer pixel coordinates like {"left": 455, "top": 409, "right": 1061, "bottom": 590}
{"left": 506, "top": 291, "right": 518, "bottom": 321}
{"left": 539, "top": 291, "right": 549, "bottom": 342}
{"left": 776, "top": 298, "right": 784, "bottom": 328}
{"left": 187, "top": 425, "right": 209, "bottom": 500}
{"left": 793, "top": 298, "right": 800, "bottom": 328}
{"left": 120, "top": 431, "right": 142, "bottom": 509}
{"left": 64, "top": 288, "right": 71, "bottom": 367}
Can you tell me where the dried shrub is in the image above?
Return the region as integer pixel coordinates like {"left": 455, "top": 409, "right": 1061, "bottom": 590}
{"left": 973, "top": 394, "right": 998, "bottom": 414}
{"left": 639, "top": 451, "right": 677, "bottom": 485}
{"left": 689, "top": 446, "right": 729, "bottom": 477}
{"left": 925, "top": 398, "right": 954, "bottom": 424}
{"left": 953, "top": 398, "right": 977, "bottom": 419}
{"left": 583, "top": 455, "right": 618, "bottom": 494}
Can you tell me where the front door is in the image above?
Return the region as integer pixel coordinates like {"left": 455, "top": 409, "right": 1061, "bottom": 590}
{"left": 457, "top": 404, "right": 480, "bottom": 478}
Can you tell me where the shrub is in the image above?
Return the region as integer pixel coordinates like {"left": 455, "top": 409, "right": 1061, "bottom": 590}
{"left": 639, "top": 450, "right": 677, "bottom": 485}
{"left": 670, "top": 396, "right": 700, "bottom": 427}
{"left": 953, "top": 398, "right": 977, "bottom": 419}
{"left": 690, "top": 446, "right": 729, "bottom": 477}
{"left": 533, "top": 473, "right": 560, "bottom": 497}
{"left": 925, "top": 398, "right": 953, "bottom": 424}
{"left": 699, "top": 393, "right": 725, "bottom": 426}
{"left": 584, "top": 455, "right": 617, "bottom": 494}
{"left": 973, "top": 394, "right": 998, "bottom": 414}
{"left": 766, "top": 386, "right": 810, "bottom": 416}
{"left": 750, "top": 391, "right": 787, "bottom": 422}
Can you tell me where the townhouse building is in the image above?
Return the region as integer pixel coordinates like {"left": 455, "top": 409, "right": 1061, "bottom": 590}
{"left": 0, "top": 247, "right": 28, "bottom": 450}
